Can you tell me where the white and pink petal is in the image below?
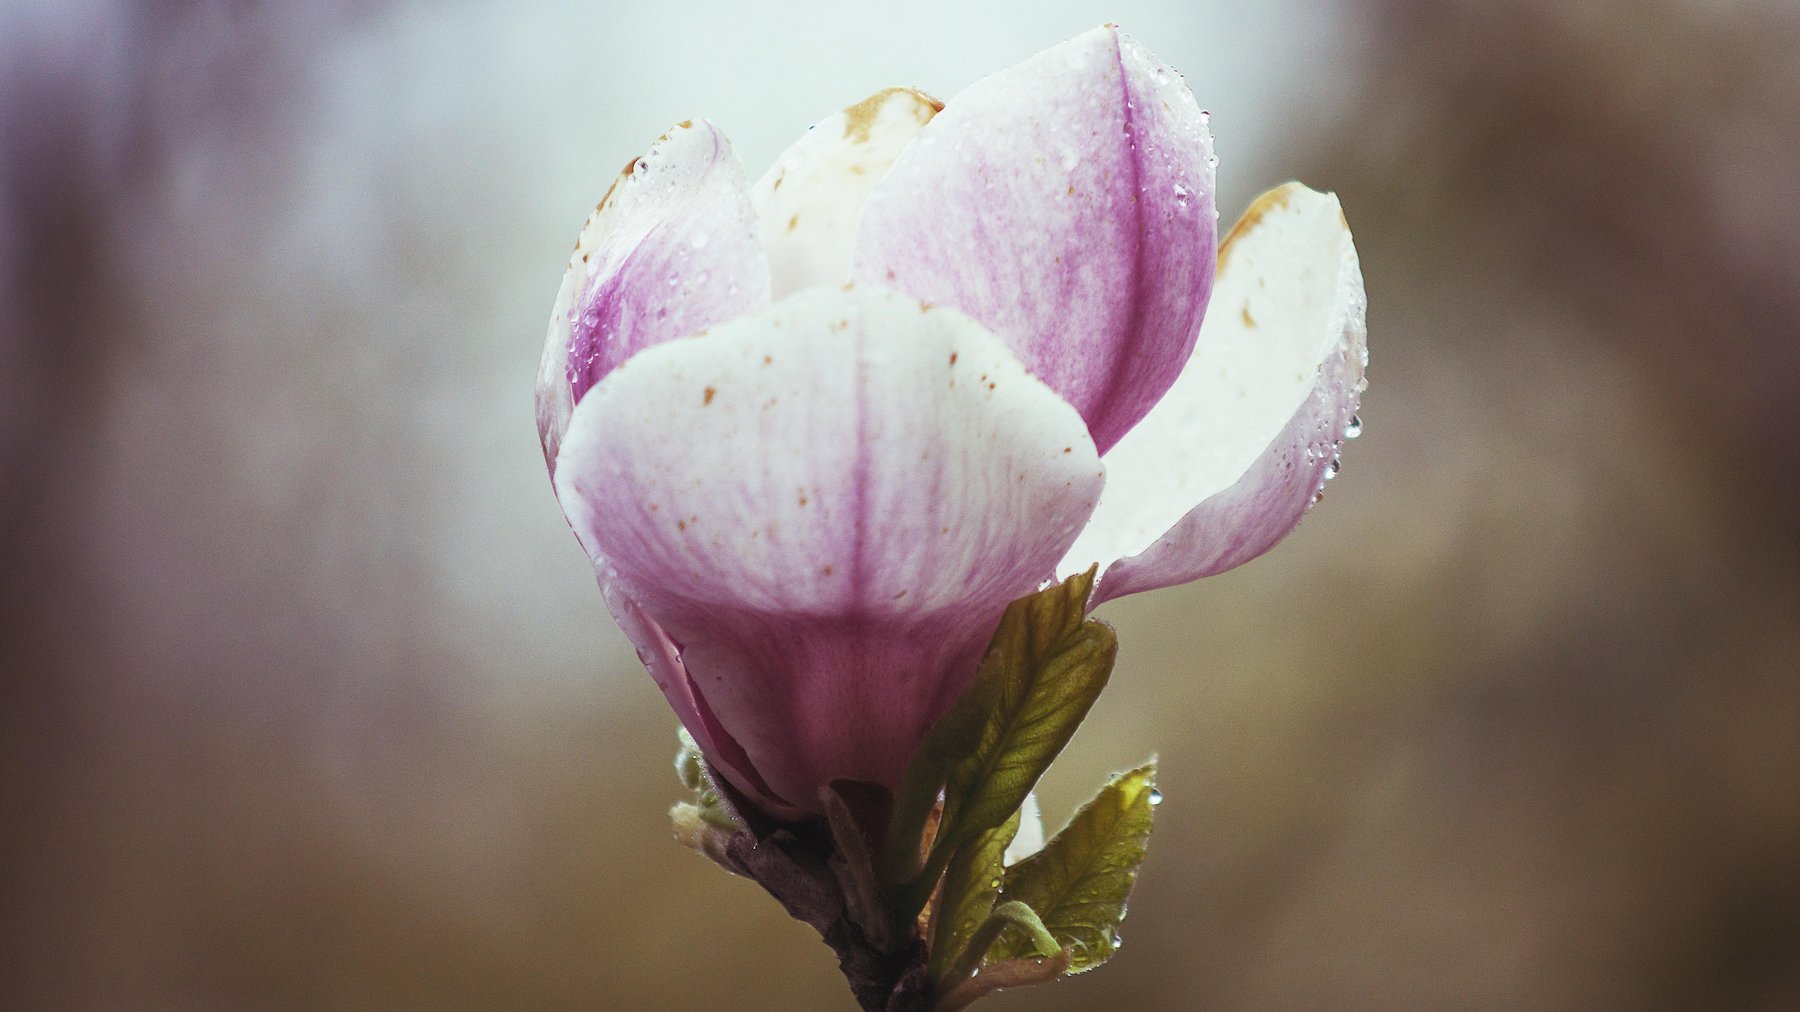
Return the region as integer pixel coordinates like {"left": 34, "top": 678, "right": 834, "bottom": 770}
{"left": 599, "top": 574, "right": 805, "bottom": 820}
{"left": 752, "top": 88, "right": 943, "bottom": 301}
{"left": 537, "top": 120, "right": 770, "bottom": 476}
{"left": 554, "top": 285, "right": 1104, "bottom": 812}
{"left": 1060, "top": 183, "right": 1367, "bottom": 605}
{"left": 852, "top": 25, "right": 1218, "bottom": 454}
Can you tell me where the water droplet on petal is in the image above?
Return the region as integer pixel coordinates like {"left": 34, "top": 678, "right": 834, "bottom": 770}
{"left": 1148, "top": 788, "right": 1163, "bottom": 807}
{"left": 1345, "top": 414, "right": 1363, "bottom": 439}
{"left": 1324, "top": 458, "right": 1340, "bottom": 481}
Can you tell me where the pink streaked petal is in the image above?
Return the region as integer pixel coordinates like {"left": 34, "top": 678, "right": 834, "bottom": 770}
{"left": 851, "top": 25, "right": 1217, "bottom": 454}
{"left": 536, "top": 119, "right": 770, "bottom": 477}
{"left": 554, "top": 285, "right": 1103, "bottom": 813}
{"left": 752, "top": 88, "right": 943, "bottom": 301}
{"left": 598, "top": 573, "right": 805, "bottom": 821}
{"left": 1061, "top": 184, "right": 1367, "bottom": 606}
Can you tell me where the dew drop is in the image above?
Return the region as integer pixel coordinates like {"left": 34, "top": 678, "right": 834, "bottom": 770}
{"left": 1148, "top": 788, "right": 1163, "bottom": 807}
{"left": 1172, "top": 183, "right": 1191, "bottom": 207}
{"left": 1111, "top": 932, "right": 1124, "bottom": 950}
{"left": 1324, "top": 458, "right": 1340, "bottom": 481}
{"left": 1345, "top": 414, "right": 1363, "bottom": 439}
{"left": 989, "top": 878, "right": 1002, "bottom": 890}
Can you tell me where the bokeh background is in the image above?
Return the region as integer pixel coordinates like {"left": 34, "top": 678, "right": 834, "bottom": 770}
{"left": 4, "top": 0, "right": 1797, "bottom": 1008}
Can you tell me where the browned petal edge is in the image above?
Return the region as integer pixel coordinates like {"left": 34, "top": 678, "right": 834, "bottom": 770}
{"left": 1217, "top": 182, "right": 1298, "bottom": 271}
{"left": 843, "top": 87, "right": 946, "bottom": 144}
{"left": 570, "top": 155, "right": 639, "bottom": 256}
{"left": 580, "top": 120, "right": 706, "bottom": 249}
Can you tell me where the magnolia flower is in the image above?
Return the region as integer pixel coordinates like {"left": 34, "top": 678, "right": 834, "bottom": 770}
{"left": 539, "top": 26, "right": 1365, "bottom": 821}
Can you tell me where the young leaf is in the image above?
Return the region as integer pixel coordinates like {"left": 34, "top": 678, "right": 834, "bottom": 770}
{"left": 883, "top": 668, "right": 1003, "bottom": 888}
{"left": 885, "top": 567, "right": 1115, "bottom": 920}
{"left": 938, "top": 566, "right": 1115, "bottom": 858}
{"left": 988, "top": 760, "right": 1158, "bottom": 973}
{"left": 933, "top": 948, "right": 1071, "bottom": 1012}
{"left": 929, "top": 810, "right": 1019, "bottom": 986}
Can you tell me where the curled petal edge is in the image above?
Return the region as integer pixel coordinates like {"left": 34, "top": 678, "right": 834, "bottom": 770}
{"left": 1066, "top": 183, "right": 1367, "bottom": 606}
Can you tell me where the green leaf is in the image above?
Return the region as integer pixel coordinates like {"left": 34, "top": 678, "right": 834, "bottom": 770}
{"left": 988, "top": 760, "right": 1159, "bottom": 974}
{"left": 882, "top": 664, "right": 1003, "bottom": 889}
{"left": 934, "top": 948, "right": 1070, "bottom": 1012}
{"left": 929, "top": 810, "right": 1019, "bottom": 985}
{"left": 884, "top": 567, "right": 1116, "bottom": 920}
{"left": 938, "top": 566, "right": 1115, "bottom": 859}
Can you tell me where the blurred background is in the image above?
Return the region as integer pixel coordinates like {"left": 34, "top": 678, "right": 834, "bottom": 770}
{"left": 4, "top": 0, "right": 1797, "bottom": 1008}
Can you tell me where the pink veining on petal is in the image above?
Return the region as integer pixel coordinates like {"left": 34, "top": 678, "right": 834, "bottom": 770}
{"left": 536, "top": 119, "right": 770, "bottom": 478}
{"left": 554, "top": 286, "right": 1103, "bottom": 813}
{"left": 851, "top": 25, "right": 1217, "bottom": 454}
